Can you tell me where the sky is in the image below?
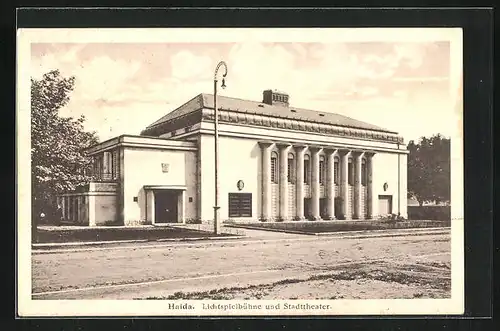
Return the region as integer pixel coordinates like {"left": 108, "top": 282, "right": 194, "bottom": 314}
{"left": 30, "top": 30, "right": 462, "bottom": 144}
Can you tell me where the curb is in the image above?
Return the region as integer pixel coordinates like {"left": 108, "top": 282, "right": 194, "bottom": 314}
{"left": 224, "top": 224, "right": 316, "bottom": 235}
{"left": 330, "top": 230, "right": 450, "bottom": 240}
{"left": 32, "top": 235, "right": 247, "bottom": 250}
{"left": 313, "top": 227, "right": 451, "bottom": 236}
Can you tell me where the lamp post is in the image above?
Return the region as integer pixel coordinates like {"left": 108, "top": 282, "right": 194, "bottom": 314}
{"left": 213, "top": 61, "right": 227, "bottom": 235}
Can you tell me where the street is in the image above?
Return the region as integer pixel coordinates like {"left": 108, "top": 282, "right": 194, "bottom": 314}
{"left": 32, "top": 229, "right": 451, "bottom": 300}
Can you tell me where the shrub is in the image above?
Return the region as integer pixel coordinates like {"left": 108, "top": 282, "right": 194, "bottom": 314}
{"left": 186, "top": 218, "right": 202, "bottom": 224}
{"left": 378, "top": 214, "right": 401, "bottom": 222}
{"left": 102, "top": 219, "right": 123, "bottom": 226}
{"left": 408, "top": 206, "right": 450, "bottom": 221}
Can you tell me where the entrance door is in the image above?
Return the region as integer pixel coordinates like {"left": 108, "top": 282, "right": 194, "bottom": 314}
{"left": 319, "top": 198, "right": 326, "bottom": 219}
{"left": 155, "top": 190, "right": 178, "bottom": 223}
{"left": 378, "top": 195, "right": 393, "bottom": 216}
{"left": 304, "top": 198, "right": 311, "bottom": 219}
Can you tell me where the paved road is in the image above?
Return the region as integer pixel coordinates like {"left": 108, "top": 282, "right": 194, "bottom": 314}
{"left": 32, "top": 230, "right": 451, "bottom": 300}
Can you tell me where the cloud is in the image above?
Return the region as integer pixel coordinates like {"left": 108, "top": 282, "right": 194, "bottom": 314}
{"left": 360, "top": 86, "right": 379, "bottom": 97}
{"left": 392, "top": 76, "right": 449, "bottom": 82}
{"left": 72, "top": 55, "right": 142, "bottom": 102}
{"left": 30, "top": 41, "right": 454, "bottom": 143}
{"left": 393, "top": 90, "right": 409, "bottom": 99}
{"left": 170, "top": 50, "right": 213, "bottom": 81}
{"left": 394, "top": 43, "right": 427, "bottom": 69}
{"left": 31, "top": 44, "right": 87, "bottom": 79}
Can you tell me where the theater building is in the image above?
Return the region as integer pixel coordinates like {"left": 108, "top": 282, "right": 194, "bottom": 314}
{"left": 58, "top": 89, "right": 408, "bottom": 226}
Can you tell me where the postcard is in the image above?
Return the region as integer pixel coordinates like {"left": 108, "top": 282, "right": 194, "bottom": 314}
{"left": 17, "top": 26, "right": 464, "bottom": 316}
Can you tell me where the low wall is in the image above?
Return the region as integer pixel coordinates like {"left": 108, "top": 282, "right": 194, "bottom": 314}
{"left": 225, "top": 220, "right": 450, "bottom": 233}
{"left": 408, "top": 206, "right": 451, "bottom": 221}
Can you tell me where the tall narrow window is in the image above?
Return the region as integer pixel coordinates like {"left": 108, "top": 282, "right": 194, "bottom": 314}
{"left": 91, "top": 158, "right": 97, "bottom": 178}
{"left": 111, "top": 150, "right": 116, "bottom": 179}
{"left": 271, "top": 151, "right": 279, "bottom": 183}
{"left": 334, "top": 156, "right": 340, "bottom": 184}
{"left": 112, "top": 150, "right": 120, "bottom": 180}
{"left": 348, "top": 158, "right": 354, "bottom": 185}
{"left": 361, "top": 158, "right": 367, "bottom": 186}
{"left": 319, "top": 155, "right": 325, "bottom": 184}
{"left": 304, "top": 154, "right": 311, "bottom": 184}
{"left": 68, "top": 197, "right": 73, "bottom": 221}
{"left": 287, "top": 153, "right": 295, "bottom": 183}
{"left": 94, "top": 155, "right": 103, "bottom": 179}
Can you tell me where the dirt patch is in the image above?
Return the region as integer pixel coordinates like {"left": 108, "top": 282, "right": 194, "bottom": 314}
{"left": 415, "top": 260, "right": 451, "bottom": 270}
{"left": 139, "top": 261, "right": 451, "bottom": 300}
{"left": 32, "top": 232, "right": 450, "bottom": 297}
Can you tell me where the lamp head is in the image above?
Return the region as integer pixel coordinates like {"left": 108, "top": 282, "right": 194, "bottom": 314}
{"left": 221, "top": 78, "right": 226, "bottom": 89}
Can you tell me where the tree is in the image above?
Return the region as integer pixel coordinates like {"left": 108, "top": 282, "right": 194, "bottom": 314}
{"left": 31, "top": 70, "right": 99, "bottom": 228}
{"left": 407, "top": 134, "right": 450, "bottom": 206}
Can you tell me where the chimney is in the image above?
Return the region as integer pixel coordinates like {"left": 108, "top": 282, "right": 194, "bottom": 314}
{"left": 262, "top": 89, "right": 289, "bottom": 107}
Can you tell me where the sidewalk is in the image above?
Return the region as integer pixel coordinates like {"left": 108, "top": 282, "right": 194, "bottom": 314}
{"left": 31, "top": 225, "right": 449, "bottom": 252}
{"left": 176, "top": 223, "right": 303, "bottom": 239}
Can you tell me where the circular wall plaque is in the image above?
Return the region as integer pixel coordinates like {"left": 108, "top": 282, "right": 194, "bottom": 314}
{"left": 237, "top": 180, "right": 244, "bottom": 191}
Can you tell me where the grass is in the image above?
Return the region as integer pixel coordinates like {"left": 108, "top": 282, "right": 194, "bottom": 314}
{"left": 226, "top": 220, "right": 450, "bottom": 234}
{"left": 34, "top": 226, "right": 235, "bottom": 244}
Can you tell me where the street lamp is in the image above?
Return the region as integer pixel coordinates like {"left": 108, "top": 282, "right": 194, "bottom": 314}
{"left": 213, "top": 61, "right": 227, "bottom": 235}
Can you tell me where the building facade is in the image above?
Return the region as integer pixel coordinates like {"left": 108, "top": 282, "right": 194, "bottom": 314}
{"left": 58, "top": 90, "right": 408, "bottom": 226}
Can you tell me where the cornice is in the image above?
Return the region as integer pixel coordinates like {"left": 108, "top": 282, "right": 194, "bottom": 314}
{"left": 141, "top": 110, "right": 203, "bottom": 137}
{"left": 200, "top": 108, "right": 404, "bottom": 144}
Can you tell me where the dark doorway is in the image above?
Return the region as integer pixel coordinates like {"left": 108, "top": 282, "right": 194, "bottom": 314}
{"left": 304, "top": 198, "right": 311, "bottom": 219}
{"left": 155, "top": 190, "right": 179, "bottom": 223}
{"left": 334, "top": 197, "right": 343, "bottom": 220}
{"left": 319, "top": 198, "right": 327, "bottom": 219}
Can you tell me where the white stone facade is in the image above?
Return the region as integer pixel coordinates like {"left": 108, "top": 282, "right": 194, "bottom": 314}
{"left": 59, "top": 91, "right": 408, "bottom": 226}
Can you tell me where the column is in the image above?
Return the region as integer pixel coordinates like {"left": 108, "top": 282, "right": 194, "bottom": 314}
{"left": 73, "top": 198, "right": 78, "bottom": 223}
{"left": 294, "top": 145, "right": 307, "bottom": 221}
{"left": 76, "top": 196, "right": 81, "bottom": 223}
{"left": 259, "top": 142, "right": 273, "bottom": 221}
{"left": 102, "top": 152, "right": 110, "bottom": 179}
{"left": 181, "top": 190, "right": 186, "bottom": 224}
{"left": 61, "top": 196, "right": 66, "bottom": 220}
{"left": 367, "top": 153, "right": 377, "bottom": 219}
{"left": 354, "top": 152, "right": 364, "bottom": 219}
{"left": 325, "top": 148, "right": 336, "bottom": 220}
{"left": 340, "top": 150, "right": 350, "bottom": 219}
{"left": 65, "top": 196, "right": 70, "bottom": 220}
{"left": 277, "top": 143, "right": 291, "bottom": 220}
{"left": 310, "top": 146, "right": 322, "bottom": 220}
{"left": 146, "top": 190, "right": 155, "bottom": 224}
{"left": 88, "top": 195, "right": 96, "bottom": 226}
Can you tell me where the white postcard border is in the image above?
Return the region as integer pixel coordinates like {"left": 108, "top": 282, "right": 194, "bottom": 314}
{"left": 17, "top": 27, "right": 464, "bottom": 317}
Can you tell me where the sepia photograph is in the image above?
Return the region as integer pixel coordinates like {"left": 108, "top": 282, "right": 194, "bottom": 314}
{"left": 17, "top": 27, "right": 464, "bottom": 316}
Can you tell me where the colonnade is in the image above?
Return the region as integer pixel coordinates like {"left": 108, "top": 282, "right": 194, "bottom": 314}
{"left": 259, "top": 142, "right": 376, "bottom": 221}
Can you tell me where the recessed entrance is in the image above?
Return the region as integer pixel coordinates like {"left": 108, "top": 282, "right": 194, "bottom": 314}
{"left": 154, "top": 190, "right": 179, "bottom": 223}
{"left": 378, "top": 195, "right": 393, "bottom": 216}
